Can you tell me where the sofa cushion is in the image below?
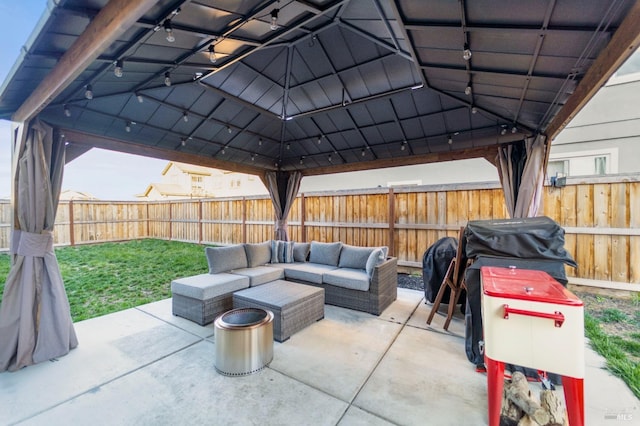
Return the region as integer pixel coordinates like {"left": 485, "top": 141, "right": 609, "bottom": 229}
{"left": 338, "top": 244, "right": 375, "bottom": 270}
{"left": 231, "top": 265, "right": 285, "bottom": 287}
{"left": 244, "top": 241, "right": 272, "bottom": 267}
{"left": 365, "top": 248, "right": 385, "bottom": 277}
{"left": 323, "top": 268, "right": 370, "bottom": 292}
{"left": 171, "top": 273, "right": 250, "bottom": 300}
{"left": 309, "top": 241, "right": 342, "bottom": 266}
{"left": 271, "top": 240, "right": 295, "bottom": 263}
{"left": 283, "top": 262, "right": 338, "bottom": 284}
{"left": 206, "top": 245, "right": 248, "bottom": 274}
{"left": 293, "top": 242, "right": 311, "bottom": 262}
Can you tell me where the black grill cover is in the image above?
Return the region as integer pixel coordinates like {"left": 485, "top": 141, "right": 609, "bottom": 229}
{"left": 422, "top": 237, "right": 458, "bottom": 303}
{"left": 464, "top": 216, "right": 577, "bottom": 268}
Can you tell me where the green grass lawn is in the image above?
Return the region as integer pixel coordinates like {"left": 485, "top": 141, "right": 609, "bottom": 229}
{"left": 0, "top": 239, "right": 208, "bottom": 321}
{"left": 0, "top": 239, "right": 638, "bottom": 398}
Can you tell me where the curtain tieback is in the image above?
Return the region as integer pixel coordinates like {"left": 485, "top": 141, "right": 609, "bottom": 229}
{"left": 10, "top": 230, "right": 53, "bottom": 257}
{"left": 275, "top": 220, "right": 288, "bottom": 231}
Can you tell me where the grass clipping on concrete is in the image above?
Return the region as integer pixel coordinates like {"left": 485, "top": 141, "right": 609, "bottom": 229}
{"left": 0, "top": 239, "right": 208, "bottom": 322}
{"left": 0, "top": 239, "right": 638, "bottom": 398}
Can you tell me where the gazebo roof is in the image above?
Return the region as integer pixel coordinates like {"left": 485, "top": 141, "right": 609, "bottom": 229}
{"left": 1, "top": 0, "right": 639, "bottom": 176}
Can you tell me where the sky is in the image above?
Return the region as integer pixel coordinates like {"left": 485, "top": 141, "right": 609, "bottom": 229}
{"left": 0, "top": 0, "right": 170, "bottom": 200}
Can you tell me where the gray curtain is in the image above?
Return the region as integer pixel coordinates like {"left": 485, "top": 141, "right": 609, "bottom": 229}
{"left": 497, "top": 134, "right": 547, "bottom": 218}
{"left": 0, "top": 119, "right": 78, "bottom": 372}
{"left": 262, "top": 171, "right": 302, "bottom": 241}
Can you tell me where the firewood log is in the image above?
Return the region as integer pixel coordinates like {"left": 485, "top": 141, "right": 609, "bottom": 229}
{"left": 505, "top": 372, "right": 550, "bottom": 425}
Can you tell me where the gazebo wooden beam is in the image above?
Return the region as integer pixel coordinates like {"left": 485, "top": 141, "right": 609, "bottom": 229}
{"left": 545, "top": 0, "right": 640, "bottom": 141}
{"left": 301, "top": 145, "right": 501, "bottom": 177}
{"left": 62, "top": 129, "right": 266, "bottom": 176}
{"left": 12, "top": 0, "right": 158, "bottom": 123}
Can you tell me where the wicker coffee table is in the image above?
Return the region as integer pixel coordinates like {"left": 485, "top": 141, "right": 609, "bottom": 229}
{"left": 232, "top": 280, "right": 325, "bottom": 342}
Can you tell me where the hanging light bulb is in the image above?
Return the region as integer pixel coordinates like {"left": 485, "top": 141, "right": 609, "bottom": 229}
{"left": 463, "top": 43, "right": 472, "bottom": 61}
{"left": 182, "top": 112, "right": 189, "bottom": 123}
{"left": 286, "top": 143, "right": 290, "bottom": 150}
{"left": 208, "top": 44, "right": 217, "bottom": 64}
{"left": 299, "top": 157, "right": 304, "bottom": 165}
{"left": 448, "top": 135, "right": 453, "bottom": 145}
{"left": 512, "top": 126, "right": 518, "bottom": 134}
{"left": 63, "top": 105, "right": 71, "bottom": 117}
{"left": 317, "top": 135, "right": 322, "bottom": 144}
{"left": 251, "top": 154, "right": 256, "bottom": 162}
{"left": 136, "top": 93, "right": 144, "bottom": 103}
{"left": 258, "top": 138, "right": 263, "bottom": 146}
{"left": 114, "top": 59, "right": 123, "bottom": 78}
{"left": 464, "top": 82, "right": 472, "bottom": 96}
{"left": 221, "top": 148, "right": 226, "bottom": 155}
{"left": 500, "top": 126, "right": 507, "bottom": 135}
{"left": 270, "top": 8, "right": 279, "bottom": 30}
{"left": 84, "top": 84, "right": 93, "bottom": 100}
{"left": 401, "top": 141, "right": 407, "bottom": 151}
{"left": 227, "top": 126, "right": 232, "bottom": 134}
{"left": 164, "top": 72, "right": 171, "bottom": 87}
{"left": 181, "top": 139, "right": 186, "bottom": 146}
{"left": 164, "top": 19, "right": 175, "bottom": 42}
{"left": 125, "top": 121, "right": 132, "bottom": 132}
{"left": 328, "top": 154, "right": 332, "bottom": 162}
{"left": 361, "top": 148, "right": 366, "bottom": 157}
{"left": 471, "top": 106, "right": 478, "bottom": 114}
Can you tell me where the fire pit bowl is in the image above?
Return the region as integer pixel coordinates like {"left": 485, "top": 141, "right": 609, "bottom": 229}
{"left": 214, "top": 308, "right": 274, "bottom": 376}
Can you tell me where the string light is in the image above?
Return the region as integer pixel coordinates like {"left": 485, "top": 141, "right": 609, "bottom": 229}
{"left": 227, "top": 126, "right": 232, "bottom": 134}
{"left": 258, "top": 138, "right": 263, "bottom": 146}
{"left": 114, "top": 60, "right": 123, "bottom": 78}
{"left": 84, "top": 84, "right": 93, "bottom": 100}
{"left": 401, "top": 140, "right": 407, "bottom": 151}
{"left": 182, "top": 112, "right": 188, "bottom": 123}
{"left": 361, "top": 148, "right": 366, "bottom": 157}
{"left": 511, "top": 126, "right": 517, "bottom": 134}
{"left": 125, "top": 121, "right": 132, "bottom": 132}
{"left": 208, "top": 44, "right": 217, "bottom": 64}
{"left": 136, "top": 93, "right": 144, "bottom": 103}
{"left": 181, "top": 139, "right": 186, "bottom": 146}
{"left": 471, "top": 106, "right": 477, "bottom": 114}
{"left": 286, "top": 143, "right": 290, "bottom": 150}
{"left": 464, "top": 82, "right": 472, "bottom": 96}
{"left": 164, "top": 72, "right": 171, "bottom": 87}
{"left": 328, "top": 154, "right": 332, "bottom": 162}
{"left": 164, "top": 19, "right": 175, "bottom": 42}
{"left": 63, "top": 105, "right": 71, "bottom": 117}
{"left": 463, "top": 43, "right": 472, "bottom": 61}
{"left": 270, "top": 8, "right": 279, "bottom": 30}
{"left": 448, "top": 135, "right": 453, "bottom": 144}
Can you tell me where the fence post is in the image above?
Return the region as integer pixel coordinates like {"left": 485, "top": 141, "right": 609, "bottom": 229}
{"left": 242, "top": 197, "right": 247, "bottom": 244}
{"left": 69, "top": 200, "right": 75, "bottom": 246}
{"left": 168, "top": 201, "right": 173, "bottom": 241}
{"left": 198, "top": 200, "right": 203, "bottom": 244}
{"left": 300, "top": 193, "right": 306, "bottom": 242}
{"left": 145, "top": 203, "right": 150, "bottom": 238}
{"left": 388, "top": 188, "right": 395, "bottom": 257}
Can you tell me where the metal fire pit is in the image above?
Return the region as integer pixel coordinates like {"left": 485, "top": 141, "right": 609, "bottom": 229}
{"left": 214, "top": 308, "right": 274, "bottom": 376}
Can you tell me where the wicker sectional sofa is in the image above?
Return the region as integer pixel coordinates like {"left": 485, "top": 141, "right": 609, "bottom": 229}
{"left": 171, "top": 240, "right": 398, "bottom": 325}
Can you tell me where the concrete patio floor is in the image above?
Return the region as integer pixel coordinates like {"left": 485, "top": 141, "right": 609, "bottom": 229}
{"left": 2, "top": 288, "right": 638, "bottom": 425}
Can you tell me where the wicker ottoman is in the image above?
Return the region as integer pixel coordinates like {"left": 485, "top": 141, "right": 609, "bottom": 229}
{"left": 171, "top": 273, "right": 250, "bottom": 325}
{"left": 232, "top": 280, "right": 325, "bottom": 342}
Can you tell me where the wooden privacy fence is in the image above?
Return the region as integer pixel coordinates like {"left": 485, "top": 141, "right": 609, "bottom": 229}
{"left": 1, "top": 174, "right": 638, "bottom": 289}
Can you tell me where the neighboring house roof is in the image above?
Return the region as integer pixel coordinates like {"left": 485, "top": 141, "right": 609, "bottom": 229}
{"left": 59, "top": 190, "right": 98, "bottom": 200}
{"left": 137, "top": 183, "right": 192, "bottom": 198}
{"left": 161, "top": 162, "right": 218, "bottom": 176}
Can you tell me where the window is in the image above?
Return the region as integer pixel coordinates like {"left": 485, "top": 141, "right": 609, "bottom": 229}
{"left": 548, "top": 148, "right": 617, "bottom": 177}
{"left": 191, "top": 175, "right": 204, "bottom": 193}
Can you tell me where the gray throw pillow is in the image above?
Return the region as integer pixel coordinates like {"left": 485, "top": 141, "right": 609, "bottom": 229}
{"left": 338, "top": 244, "right": 375, "bottom": 270}
{"left": 293, "top": 242, "right": 311, "bottom": 262}
{"left": 244, "top": 241, "right": 271, "bottom": 267}
{"left": 309, "top": 241, "right": 342, "bottom": 266}
{"left": 365, "top": 247, "right": 385, "bottom": 277}
{"left": 206, "top": 245, "right": 248, "bottom": 274}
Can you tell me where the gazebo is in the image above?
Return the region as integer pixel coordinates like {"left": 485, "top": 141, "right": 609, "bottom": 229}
{"left": 0, "top": 0, "right": 638, "bottom": 372}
